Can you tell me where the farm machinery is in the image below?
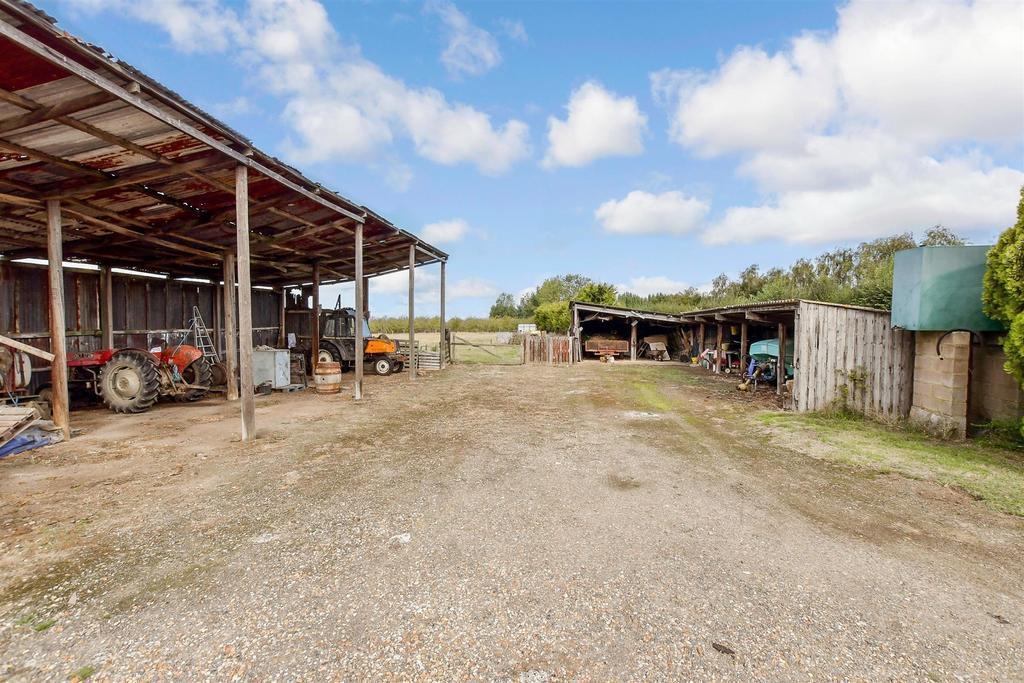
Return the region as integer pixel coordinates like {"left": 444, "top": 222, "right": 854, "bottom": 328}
{"left": 314, "top": 304, "right": 405, "bottom": 376}
{"left": 68, "top": 343, "right": 212, "bottom": 413}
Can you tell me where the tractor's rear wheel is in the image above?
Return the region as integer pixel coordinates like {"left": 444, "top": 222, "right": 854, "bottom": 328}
{"left": 99, "top": 350, "right": 160, "bottom": 414}
{"left": 178, "top": 357, "right": 213, "bottom": 401}
{"left": 317, "top": 341, "right": 341, "bottom": 365}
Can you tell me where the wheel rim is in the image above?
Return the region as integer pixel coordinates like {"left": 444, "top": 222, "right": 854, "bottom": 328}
{"left": 111, "top": 364, "right": 142, "bottom": 398}
{"left": 376, "top": 360, "right": 390, "bottom": 374}
{"left": 317, "top": 350, "right": 334, "bottom": 364}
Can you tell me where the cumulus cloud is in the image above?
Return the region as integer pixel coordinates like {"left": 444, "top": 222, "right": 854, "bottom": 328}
{"left": 651, "top": 0, "right": 1024, "bottom": 244}
{"left": 595, "top": 190, "right": 709, "bottom": 235}
{"left": 543, "top": 82, "right": 647, "bottom": 168}
{"left": 426, "top": 0, "right": 501, "bottom": 78}
{"left": 616, "top": 276, "right": 692, "bottom": 297}
{"left": 70, "top": 0, "right": 531, "bottom": 176}
{"left": 422, "top": 219, "right": 471, "bottom": 244}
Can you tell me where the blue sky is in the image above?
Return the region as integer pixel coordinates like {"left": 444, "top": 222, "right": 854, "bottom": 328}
{"left": 42, "top": 0, "right": 1024, "bottom": 317}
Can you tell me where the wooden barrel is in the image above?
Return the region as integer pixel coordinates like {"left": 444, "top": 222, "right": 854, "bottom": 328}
{"left": 313, "top": 361, "right": 342, "bottom": 394}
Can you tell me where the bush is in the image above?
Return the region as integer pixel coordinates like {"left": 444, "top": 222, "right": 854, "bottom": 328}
{"left": 534, "top": 301, "right": 570, "bottom": 332}
{"left": 982, "top": 186, "right": 1024, "bottom": 437}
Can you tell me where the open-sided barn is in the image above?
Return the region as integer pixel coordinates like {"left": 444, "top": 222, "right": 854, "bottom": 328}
{"left": 0, "top": 0, "right": 447, "bottom": 442}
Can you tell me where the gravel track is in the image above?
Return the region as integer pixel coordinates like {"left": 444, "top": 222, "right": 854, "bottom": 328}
{"left": 1, "top": 363, "right": 1022, "bottom": 681}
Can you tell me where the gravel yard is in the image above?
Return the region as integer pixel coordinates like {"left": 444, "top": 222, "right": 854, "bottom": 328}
{"left": 1, "top": 362, "right": 1022, "bottom": 681}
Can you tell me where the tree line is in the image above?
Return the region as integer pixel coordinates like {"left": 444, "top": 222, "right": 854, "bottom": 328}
{"left": 487, "top": 226, "right": 966, "bottom": 330}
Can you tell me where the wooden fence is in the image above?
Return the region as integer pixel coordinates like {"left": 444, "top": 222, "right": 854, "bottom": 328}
{"left": 523, "top": 334, "right": 573, "bottom": 365}
{"left": 792, "top": 301, "right": 914, "bottom": 418}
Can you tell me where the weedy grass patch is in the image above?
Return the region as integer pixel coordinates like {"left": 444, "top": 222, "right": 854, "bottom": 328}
{"left": 760, "top": 412, "right": 1024, "bottom": 516}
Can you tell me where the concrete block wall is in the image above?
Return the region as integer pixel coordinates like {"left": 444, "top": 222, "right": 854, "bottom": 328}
{"left": 909, "top": 331, "right": 970, "bottom": 438}
{"left": 969, "top": 335, "right": 1024, "bottom": 425}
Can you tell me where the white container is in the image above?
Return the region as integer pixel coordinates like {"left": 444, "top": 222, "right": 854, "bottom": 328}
{"left": 252, "top": 349, "right": 291, "bottom": 388}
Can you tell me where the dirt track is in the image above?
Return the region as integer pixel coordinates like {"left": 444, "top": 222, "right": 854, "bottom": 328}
{"left": 1, "top": 363, "right": 1022, "bottom": 681}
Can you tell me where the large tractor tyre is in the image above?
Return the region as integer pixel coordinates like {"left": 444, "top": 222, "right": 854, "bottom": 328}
{"left": 372, "top": 357, "right": 394, "bottom": 376}
{"left": 99, "top": 350, "right": 160, "bottom": 414}
{"left": 178, "top": 357, "right": 213, "bottom": 401}
{"left": 317, "top": 341, "right": 342, "bottom": 365}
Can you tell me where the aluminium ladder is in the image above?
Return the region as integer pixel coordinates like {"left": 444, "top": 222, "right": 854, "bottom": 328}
{"left": 187, "top": 305, "right": 220, "bottom": 363}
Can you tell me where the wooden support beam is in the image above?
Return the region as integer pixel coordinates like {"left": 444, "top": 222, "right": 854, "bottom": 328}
{"left": 223, "top": 252, "right": 238, "bottom": 402}
{"left": 214, "top": 283, "right": 223, "bottom": 355}
{"left": 311, "top": 261, "right": 320, "bottom": 366}
{"left": 439, "top": 261, "right": 446, "bottom": 370}
{"left": 278, "top": 286, "right": 287, "bottom": 348}
{"left": 745, "top": 311, "right": 774, "bottom": 323}
{"left": 46, "top": 199, "right": 69, "bottom": 440}
{"left": 235, "top": 165, "right": 255, "bottom": 441}
{"left": 0, "top": 91, "right": 114, "bottom": 135}
{"left": 716, "top": 323, "right": 724, "bottom": 373}
{"left": 0, "top": 333, "right": 55, "bottom": 362}
{"left": 100, "top": 265, "right": 113, "bottom": 348}
{"left": 408, "top": 244, "right": 416, "bottom": 380}
{"left": 697, "top": 322, "right": 705, "bottom": 355}
{"left": 777, "top": 322, "right": 787, "bottom": 396}
{"left": 354, "top": 222, "right": 364, "bottom": 400}
{"left": 740, "top": 321, "right": 749, "bottom": 377}
{"left": 630, "top": 320, "right": 637, "bottom": 362}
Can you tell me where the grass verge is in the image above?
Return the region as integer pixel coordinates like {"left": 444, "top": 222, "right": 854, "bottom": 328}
{"left": 759, "top": 412, "right": 1024, "bottom": 516}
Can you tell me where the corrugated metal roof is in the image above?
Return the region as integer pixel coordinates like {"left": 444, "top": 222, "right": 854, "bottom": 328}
{"left": 681, "top": 299, "right": 889, "bottom": 318}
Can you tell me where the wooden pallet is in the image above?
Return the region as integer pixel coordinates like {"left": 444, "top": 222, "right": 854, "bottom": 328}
{"left": 0, "top": 406, "right": 38, "bottom": 448}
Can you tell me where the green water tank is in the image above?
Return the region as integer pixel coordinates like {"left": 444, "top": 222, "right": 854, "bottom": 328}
{"left": 891, "top": 246, "right": 1003, "bottom": 332}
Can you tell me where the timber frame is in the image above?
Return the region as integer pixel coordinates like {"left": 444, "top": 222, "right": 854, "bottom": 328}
{"left": 0, "top": 1, "right": 449, "bottom": 440}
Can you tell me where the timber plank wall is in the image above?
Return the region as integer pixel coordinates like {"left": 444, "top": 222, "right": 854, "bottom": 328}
{"left": 793, "top": 301, "right": 914, "bottom": 418}
{"left": 0, "top": 261, "right": 283, "bottom": 368}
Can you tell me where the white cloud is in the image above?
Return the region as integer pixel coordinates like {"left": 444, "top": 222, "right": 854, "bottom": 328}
{"left": 499, "top": 18, "right": 528, "bottom": 43}
{"left": 70, "top": 0, "right": 530, "bottom": 176}
{"left": 422, "top": 219, "right": 471, "bottom": 244}
{"left": 707, "top": 151, "right": 1024, "bottom": 245}
{"left": 426, "top": 0, "right": 501, "bottom": 78}
{"left": 448, "top": 278, "right": 498, "bottom": 299}
{"left": 595, "top": 190, "right": 709, "bottom": 235}
{"left": 369, "top": 269, "right": 495, "bottom": 302}
{"left": 834, "top": 0, "right": 1024, "bottom": 144}
{"left": 655, "top": 35, "right": 837, "bottom": 156}
{"left": 543, "top": 81, "right": 647, "bottom": 168}
{"left": 650, "top": 0, "right": 1024, "bottom": 244}
{"left": 616, "top": 276, "right": 692, "bottom": 297}
{"left": 66, "top": 0, "right": 242, "bottom": 53}
{"left": 286, "top": 61, "right": 530, "bottom": 173}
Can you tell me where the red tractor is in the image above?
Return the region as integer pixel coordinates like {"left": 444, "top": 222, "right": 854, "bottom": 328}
{"left": 67, "top": 344, "right": 212, "bottom": 413}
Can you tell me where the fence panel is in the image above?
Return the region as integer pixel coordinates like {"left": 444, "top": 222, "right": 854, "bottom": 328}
{"left": 523, "top": 334, "right": 573, "bottom": 365}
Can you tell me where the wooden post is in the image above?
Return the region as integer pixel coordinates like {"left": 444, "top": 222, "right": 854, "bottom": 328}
{"left": 223, "top": 252, "right": 238, "bottom": 401}
{"left": 408, "top": 244, "right": 416, "bottom": 380}
{"left": 740, "top": 321, "right": 749, "bottom": 377}
{"left": 354, "top": 222, "right": 364, "bottom": 400}
{"left": 46, "top": 200, "right": 69, "bottom": 440}
{"left": 213, "top": 283, "right": 223, "bottom": 355}
{"left": 363, "top": 275, "right": 370, "bottom": 321}
{"left": 777, "top": 321, "right": 787, "bottom": 396}
{"left": 278, "top": 286, "right": 287, "bottom": 348}
{"left": 439, "top": 260, "right": 446, "bottom": 370}
{"left": 715, "top": 323, "right": 724, "bottom": 373}
{"left": 630, "top": 320, "right": 637, "bottom": 361}
{"left": 698, "top": 322, "right": 705, "bottom": 355}
{"left": 99, "top": 265, "right": 113, "bottom": 349}
{"left": 311, "top": 262, "right": 320, "bottom": 365}
{"left": 235, "top": 164, "right": 255, "bottom": 441}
